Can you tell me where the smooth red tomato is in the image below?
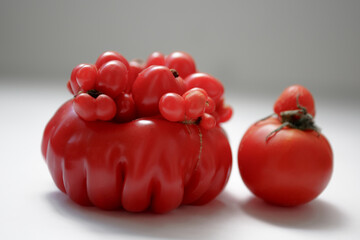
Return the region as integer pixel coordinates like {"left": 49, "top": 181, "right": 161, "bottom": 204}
{"left": 238, "top": 117, "right": 333, "bottom": 206}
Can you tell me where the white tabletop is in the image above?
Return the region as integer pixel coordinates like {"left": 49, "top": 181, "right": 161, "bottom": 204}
{"left": 1, "top": 78, "right": 359, "bottom": 239}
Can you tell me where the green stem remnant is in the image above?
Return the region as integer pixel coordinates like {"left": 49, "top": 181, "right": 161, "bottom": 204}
{"left": 263, "top": 95, "right": 320, "bottom": 141}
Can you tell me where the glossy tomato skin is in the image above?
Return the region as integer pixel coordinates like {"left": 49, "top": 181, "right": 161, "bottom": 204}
{"left": 132, "top": 65, "right": 185, "bottom": 117}
{"left": 146, "top": 51, "right": 165, "bottom": 67}
{"left": 238, "top": 117, "right": 333, "bottom": 206}
{"left": 95, "top": 51, "right": 130, "bottom": 71}
{"left": 184, "top": 73, "right": 224, "bottom": 104}
{"left": 127, "top": 60, "right": 145, "bottom": 93}
{"left": 274, "top": 85, "right": 316, "bottom": 117}
{"left": 42, "top": 100, "right": 232, "bottom": 213}
{"left": 165, "top": 51, "right": 196, "bottom": 78}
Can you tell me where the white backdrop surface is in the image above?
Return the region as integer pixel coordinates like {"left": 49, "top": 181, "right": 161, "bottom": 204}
{"left": 0, "top": 79, "right": 359, "bottom": 239}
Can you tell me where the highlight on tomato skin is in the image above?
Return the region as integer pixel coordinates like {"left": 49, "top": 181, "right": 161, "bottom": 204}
{"left": 132, "top": 65, "right": 185, "bottom": 117}
{"left": 184, "top": 73, "right": 224, "bottom": 104}
{"left": 42, "top": 100, "right": 232, "bottom": 213}
{"left": 42, "top": 50, "right": 233, "bottom": 213}
{"left": 95, "top": 51, "right": 130, "bottom": 70}
{"left": 66, "top": 50, "right": 232, "bottom": 127}
{"left": 145, "top": 51, "right": 165, "bottom": 68}
{"left": 165, "top": 51, "right": 196, "bottom": 78}
{"left": 76, "top": 64, "right": 97, "bottom": 92}
{"left": 183, "top": 89, "right": 207, "bottom": 119}
{"left": 238, "top": 85, "right": 333, "bottom": 207}
{"left": 97, "top": 60, "right": 128, "bottom": 99}
{"left": 159, "top": 93, "right": 186, "bottom": 122}
{"left": 68, "top": 63, "right": 86, "bottom": 94}
{"left": 73, "top": 93, "right": 117, "bottom": 121}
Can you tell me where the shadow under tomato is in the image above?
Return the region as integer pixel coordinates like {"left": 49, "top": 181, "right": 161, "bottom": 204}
{"left": 240, "top": 196, "right": 347, "bottom": 230}
{"left": 45, "top": 190, "right": 241, "bottom": 239}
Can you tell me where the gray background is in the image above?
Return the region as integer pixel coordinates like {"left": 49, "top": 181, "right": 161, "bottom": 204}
{"left": 1, "top": 0, "right": 359, "bottom": 98}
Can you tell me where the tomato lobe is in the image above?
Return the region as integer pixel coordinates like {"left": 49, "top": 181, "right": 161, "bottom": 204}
{"left": 132, "top": 66, "right": 184, "bottom": 117}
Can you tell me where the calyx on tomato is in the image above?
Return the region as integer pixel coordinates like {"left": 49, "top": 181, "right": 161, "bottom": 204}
{"left": 44, "top": 50, "right": 233, "bottom": 213}
{"left": 265, "top": 95, "right": 319, "bottom": 141}
{"left": 238, "top": 84, "right": 333, "bottom": 207}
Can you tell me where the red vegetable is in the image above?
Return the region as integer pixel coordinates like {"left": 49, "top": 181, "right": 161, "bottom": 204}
{"left": 114, "top": 93, "right": 136, "bottom": 123}
{"left": 183, "top": 88, "right": 207, "bottom": 119}
{"left": 238, "top": 85, "right": 333, "bottom": 206}
{"left": 127, "top": 59, "right": 145, "bottom": 93}
{"left": 76, "top": 64, "right": 97, "bottom": 92}
{"left": 97, "top": 60, "right": 128, "bottom": 99}
{"left": 132, "top": 66, "right": 185, "bottom": 117}
{"left": 165, "top": 51, "right": 196, "bottom": 78}
{"left": 73, "top": 93, "right": 116, "bottom": 121}
{"left": 274, "top": 84, "right": 316, "bottom": 117}
{"left": 42, "top": 101, "right": 232, "bottom": 213}
{"left": 145, "top": 51, "right": 165, "bottom": 68}
{"left": 95, "top": 51, "right": 130, "bottom": 70}
{"left": 184, "top": 73, "right": 224, "bottom": 104}
{"left": 159, "top": 93, "right": 186, "bottom": 122}
{"left": 43, "top": 50, "right": 232, "bottom": 213}
{"left": 69, "top": 63, "right": 86, "bottom": 94}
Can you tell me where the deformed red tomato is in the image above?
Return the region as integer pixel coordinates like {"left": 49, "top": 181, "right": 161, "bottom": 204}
{"left": 43, "top": 50, "right": 233, "bottom": 213}
{"left": 42, "top": 101, "right": 232, "bottom": 213}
